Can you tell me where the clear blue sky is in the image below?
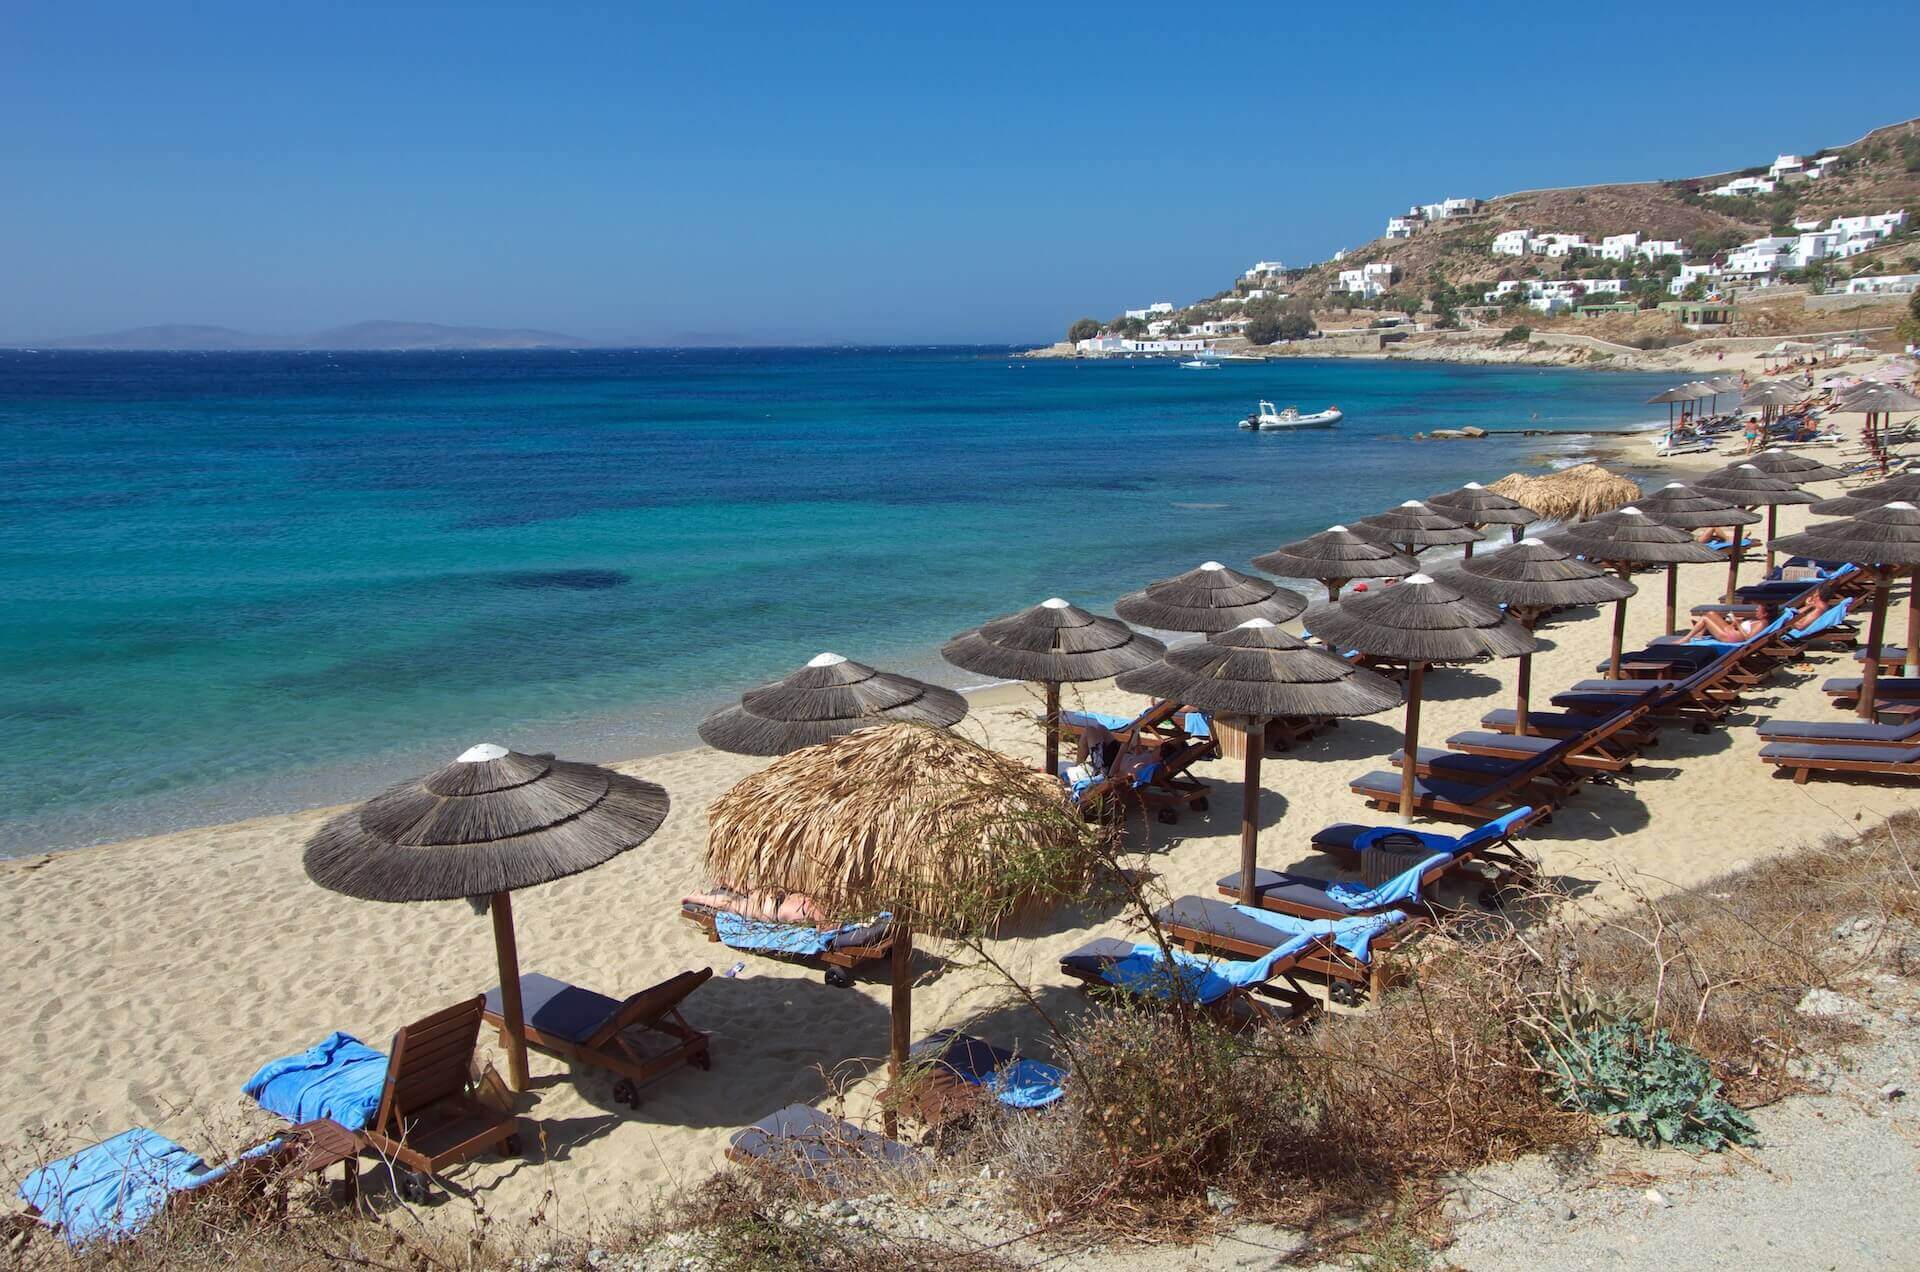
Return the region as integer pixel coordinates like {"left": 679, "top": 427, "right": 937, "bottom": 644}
{"left": 4, "top": 1, "right": 1917, "bottom": 345}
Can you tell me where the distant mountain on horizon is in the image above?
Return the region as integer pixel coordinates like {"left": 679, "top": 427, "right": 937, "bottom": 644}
{"left": 21, "top": 320, "right": 598, "bottom": 351}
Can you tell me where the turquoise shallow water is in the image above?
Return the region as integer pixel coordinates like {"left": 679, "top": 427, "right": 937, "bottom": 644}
{"left": 0, "top": 347, "right": 1672, "bottom": 852}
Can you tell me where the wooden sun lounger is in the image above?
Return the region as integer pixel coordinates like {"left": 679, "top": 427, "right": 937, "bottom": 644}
{"left": 1478, "top": 707, "right": 1657, "bottom": 745}
{"left": 1389, "top": 747, "right": 1586, "bottom": 800}
{"left": 359, "top": 998, "right": 521, "bottom": 1186}
{"left": 1350, "top": 722, "right": 1612, "bottom": 821}
{"left": 1756, "top": 715, "right": 1920, "bottom": 748}
{"left": 1441, "top": 726, "right": 1639, "bottom": 773}
{"left": 679, "top": 903, "right": 895, "bottom": 987}
{"left": 1156, "top": 895, "right": 1409, "bottom": 1004}
{"left": 1056, "top": 935, "right": 1323, "bottom": 1025}
{"left": 1761, "top": 741, "right": 1920, "bottom": 784}
{"left": 1074, "top": 734, "right": 1215, "bottom": 825}
{"left": 482, "top": 970, "right": 712, "bottom": 1109}
{"left": 1822, "top": 676, "right": 1920, "bottom": 705}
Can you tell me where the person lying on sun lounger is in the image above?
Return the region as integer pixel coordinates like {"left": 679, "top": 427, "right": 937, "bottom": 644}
{"left": 1683, "top": 595, "right": 1827, "bottom": 643}
{"left": 680, "top": 886, "right": 832, "bottom": 925}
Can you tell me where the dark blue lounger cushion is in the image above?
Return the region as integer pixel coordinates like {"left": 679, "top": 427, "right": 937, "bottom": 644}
{"left": 483, "top": 973, "right": 619, "bottom": 1045}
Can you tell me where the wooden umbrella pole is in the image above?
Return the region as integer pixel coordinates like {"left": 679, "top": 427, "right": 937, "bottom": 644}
{"left": 1238, "top": 720, "right": 1262, "bottom": 904}
{"left": 1766, "top": 505, "right": 1779, "bottom": 573}
{"left": 1723, "top": 521, "right": 1742, "bottom": 603}
{"left": 1463, "top": 535, "right": 1476, "bottom": 560}
{"left": 1608, "top": 565, "right": 1631, "bottom": 680}
{"left": 1399, "top": 663, "right": 1425, "bottom": 819}
{"left": 1328, "top": 579, "right": 1345, "bottom": 603}
{"left": 1042, "top": 681, "right": 1061, "bottom": 778}
{"left": 1511, "top": 524, "right": 1524, "bottom": 544}
{"left": 1908, "top": 566, "right": 1920, "bottom": 679}
{"left": 490, "top": 890, "right": 531, "bottom": 1092}
{"left": 1665, "top": 566, "right": 1679, "bottom": 636}
{"left": 1514, "top": 652, "right": 1533, "bottom": 739}
{"left": 885, "top": 926, "right": 913, "bottom": 1139}
{"left": 1859, "top": 573, "right": 1890, "bottom": 720}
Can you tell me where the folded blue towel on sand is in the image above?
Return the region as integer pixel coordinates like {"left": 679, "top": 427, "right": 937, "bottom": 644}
{"left": 1099, "top": 934, "right": 1315, "bottom": 1005}
{"left": 714, "top": 910, "right": 892, "bottom": 956}
{"left": 242, "top": 1031, "right": 388, "bottom": 1132}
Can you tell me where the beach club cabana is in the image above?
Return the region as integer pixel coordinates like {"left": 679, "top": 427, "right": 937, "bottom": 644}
{"left": 1303, "top": 575, "right": 1537, "bottom": 818}
{"left": 303, "top": 745, "right": 670, "bottom": 1092}
{"left": 698, "top": 653, "right": 967, "bottom": 755}
{"left": 1692, "top": 464, "right": 1816, "bottom": 597}
{"left": 703, "top": 723, "right": 1094, "bottom": 1133}
{"left": 1632, "top": 483, "right": 1761, "bottom": 632}
{"left": 1425, "top": 482, "right": 1540, "bottom": 554}
{"left": 1775, "top": 502, "right": 1920, "bottom": 697}
{"left": 1114, "top": 619, "right": 1400, "bottom": 902}
{"left": 1350, "top": 500, "right": 1480, "bottom": 559}
{"left": 1438, "top": 538, "right": 1634, "bottom": 736}
{"left": 1545, "top": 508, "right": 1719, "bottom": 680}
{"left": 1114, "top": 561, "right": 1307, "bottom": 633}
{"left": 1486, "top": 464, "right": 1640, "bottom": 524}
{"left": 942, "top": 599, "right": 1164, "bottom": 779}
{"left": 1251, "top": 526, "right": 1418, "bottom": 602}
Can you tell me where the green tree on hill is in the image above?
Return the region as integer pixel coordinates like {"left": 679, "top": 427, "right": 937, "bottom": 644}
{"left": 1067, "top": 318, "right": 1100, "bottom": 343}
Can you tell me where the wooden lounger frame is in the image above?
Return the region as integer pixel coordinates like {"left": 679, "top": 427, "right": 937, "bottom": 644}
{"left": 1057, "top": 945, "right": 1324, "bottom": 1027}
{"left": 481, "top": 970, "right": 713, "bottom": 1109}
{"left": 361, "top": 998, "right": 520, "bottom": 1180}
{"left": 1764, "top": 751, "right": 1920, "bottom": 785}
{"left": 1159, "top": 912, "right": 1413, "bottom": 1002}
{"left": 678, "top": 904, "right": 895, "bottom": 986}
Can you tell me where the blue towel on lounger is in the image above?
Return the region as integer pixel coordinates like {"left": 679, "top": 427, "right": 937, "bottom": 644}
{"left": 713, "top": 910, "right": 893, "bottom": 956}
{"left": 1230, "top": 906, "right": 1409, "bottom": 960}
{"left": 985, "top": 1059, "right": 1066, "bottom": 1108}
{"left": 1099, "top": 934, "right": 1315, "bottom": 1005}
{"left": 1785, "top": 597, "right": 1853, "bottom": 642}
{"left": 242, "top": 1031, "right": 388, "bottom": 1132}
{"left": 1323, "top": 850, "right": 1454, "bottom": 910}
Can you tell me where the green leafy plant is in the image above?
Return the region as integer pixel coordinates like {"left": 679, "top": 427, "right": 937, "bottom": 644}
{"left": 1497, "top": 324, "right": 1532, "bottom": 345}
{"left": 1530, "top": 1000, "right": 1757, "bottom": 1150}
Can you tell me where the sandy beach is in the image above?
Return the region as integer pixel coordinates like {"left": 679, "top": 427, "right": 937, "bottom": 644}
{"left": 2, "top": 435, "right": 1910, "bottom": 1238}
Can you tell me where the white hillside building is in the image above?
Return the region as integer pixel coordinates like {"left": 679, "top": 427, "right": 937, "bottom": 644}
{"left": 1491, "top": 229, "right": 1532, "bottom": 256}
{"left": 1123, "top": 302, "right": 1176, "bottom": 320}
{"left": 1243, "top": 260, "right": 1286, "bottom": 279}
{"left": 1636, "top": 239, "right": 1685, "bottom": 261}
{"left": 1768, "top": 154, "right": 1806, "bottom": 182}
{"left": 1670, "top": 263, "right": 1719, "bottom": 296}
{"left": 1599, "top": 233, "right": 1641, "bottom": 262}
{"left": 1337, "top": 262, "right": 1398, "bottom": 299}
{"left": 1385, "top": 216, "right": 1416, "bottom": 239}
{"left": 1839, "top": 273, "right": 1920, "bottom": 296}
{"left": 1709, "top": 175, "right": 1776, "bottom": 197}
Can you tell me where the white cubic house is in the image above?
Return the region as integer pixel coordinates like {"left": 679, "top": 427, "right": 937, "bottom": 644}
{"left": 1669, "top": 263, "right": 1719, "bottom": 296}
{"left": 1337, "top": 262, "right": 1398, "bottom": 299}
{"left": 1709, "top": 175, "right": 1776, "bottom": 197}
{"left": 1123, "top": 302, "right": 1176, "bottom": 320}
{"left": 1491, "top": 229, "right": 1532, "bottom": 256}
{"left": 1839, "top": 273, "right": 1920, "bottom": 296}
{"left": 1385, "top": 216, "right": 1416, "bottom": 239}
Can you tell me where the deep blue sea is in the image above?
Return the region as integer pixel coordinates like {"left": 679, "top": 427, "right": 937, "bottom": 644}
{"left": 0, "top": 347, "right": 1674, "bottom": 853}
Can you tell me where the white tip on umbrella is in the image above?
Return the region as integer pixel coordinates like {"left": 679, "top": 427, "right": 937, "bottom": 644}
{"left": 1199, "top": 560, "right": 1225, "bottom": 571}
{"left": 1406, "top": 572, "right": 1435, "bottom": 585}
{"left": 807, "top": 652, "right": 847, "bottom": 667}
{"left": 1329, "top": 524, "right": 1348, "bottom": 532}
{"left": 1041, "top": 597, "right": 1071, "bottom": 609}
{"left": 1520, "top": 537, "right": 1545, "bottom": 546}
{"left": 1237, "top": 617, "right": 1276, "bottom": 629}
{"left": 458, "top": 743, "right": 509, "bottom": 763}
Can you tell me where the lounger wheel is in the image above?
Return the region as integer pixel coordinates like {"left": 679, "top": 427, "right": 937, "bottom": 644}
{"left": 612, "top": 1079, "right": 641, "bottom": 1109}
{"left": 503, "top": 1133, "right": 523, "bottom": 1156}
{"left": 399, "top": 1171, "right": 434, "bottom": 1204}
{"left": 691, "top": 1048, "right": 712, "bottom": 1071}
{"left": 824, "top": 965, "right": 854, "bottom": 989}
{"left": 1156, "top": 808, "right": 1178, "bottom": 824}
{"left": 1192, "top": 797, "right": 1208, "bottom": 811}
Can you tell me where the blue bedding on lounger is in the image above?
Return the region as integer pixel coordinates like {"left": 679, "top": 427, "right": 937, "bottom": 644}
{"left": 910, "top": 1028, "right": 1066, "bottom": 1108}
{"left": 242, "top": 1031, "right": 388, "bottom": 1132}
{"left": 713, "top": 910, "right": 892, "bottom": 956}
{"left": 1323, "top": 850, "right": 1454, "bottom": 910}
{"left": 20, "top": 1128, "right": 214, "bottom": 1244}
{"left": 1099, "top": 934, "right": 1315, "bottom": 1005}
{"left": 1785, "top": 597, "right": 1853, "bottom": 642}
{"left": 1230, "top": 906, "right": 1408, "bottom": 960}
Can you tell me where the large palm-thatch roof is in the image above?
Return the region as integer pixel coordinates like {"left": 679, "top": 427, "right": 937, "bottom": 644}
{"left": 1744, "top": 448, "right": 1846, "bottom": 484}
{"left": 1775, "top": 501, "right": 1920, "bottom": 567}
{"left": 942, "top": 598, "right": 1164, "bottom": 684}
{"left": 1835, "top": 384, "right": 1920, "bottom": 414}
{"left": 704, "top": 723, "right": 1092, "bottom": 930}
{"left": 1251, "top": 526, "right": 1418, "bottom": 583}
{"left": 1486, "top": 464, "right": 1641, "bottom": 523}
{"left": 1351, "top": 500, "right": 1480, "bottom": 549}
{"left": 1811, "top": 472, "right": 1920, "bottom": 517}
{"left": 1114, "top": 561, "right": 1307, "bottom": 633}
{"left": 698, "top": 653, "right": 968, "bottom": 756}
{"left": 304, "top": 745, "right": 670, "bottom": 902}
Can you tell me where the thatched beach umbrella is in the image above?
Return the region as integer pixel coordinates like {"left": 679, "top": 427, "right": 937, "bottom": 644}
{"left": 1487, "top": 464, "right": 1641, "bottom": 524}
{"left": 1633, "top": 482, "right": 1761, "bottom": 632}
{"left": 1438, "top": 538, "right": 1635, "bottom": 736}
{"left": 1693, "top": 464, "right": 1817, "bottom": 596}
{"left": 1114, "top": 561, "right": 1307, "bottom": 633}
{"left": 305, "top": 745, "right": 670, "bottom": 1091}
{"left": 1775, "top": 502, "right": 1920, "bottom": 705}
{"left": 1546, "top": 508, "right": 1719, "bottom": 679}
{"left": 1744, "top": 448, "right": 1847, "bottom": 487}
{"left": 1251, "top": 525, "right": 1419, "bottom": 601}
{"left": 1648, "top": 381, "right": 1706, "bottom": 439}
{"left": 1741, "top": 380, "right": 1804, "bottom": 417}
{"left": 1116, "top": 619, "right": 1400, "bottom": 901}
{"left": 1351, "top": 500, "right": 1481, "bottom": 558}
{"left": 943, "top": 599, "right": 1164, "bottom": 779}
{"left": 699, "top": 653, "right": 968, "bottom": 756}
{"left": 1426, "top": 482, "right": 1541, "bottom": 553}
{"left": 1834, "top": 384, "right": 1920, "bottom": 474}
{"left": 1810, "top": 471, "right": 1920, "bottom": 518}
{"left": 704, "top": 723, "right": 1091, "bottom": 1130}
{"left": 1303, "top": 576, "right": 1537, "bottom": 817}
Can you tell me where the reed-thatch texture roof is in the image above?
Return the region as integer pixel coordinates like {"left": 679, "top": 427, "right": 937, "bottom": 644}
{"left": 1632, "top": 482, "right": 1762, "bottom": 530}
{"left": 1425, "top": 482, "right": 1541, "bottom": 528}
{"left": 1775, "top": 501, "right": 1920, "bottom": 567}
{"left": 1744, "top": 449, "right": 1846, "bottom": 484}
{"left": 1351, "top": 500, "right": 1480, "bottom": 549}
{"left": 1811, "top": 473, "right": 1920, "bottom": 517}
{"left": 1486, "top": 464, "right": 1641, "bottom": 523}
{"left": 1693, "top": 464, "right": 1817, "bottom": 506}
{"left": 1302, "top": 573, "right": 1539, "bottom": 663}
{"left": 698, "top": 653, "right": 968, "bottom": 756}
{"left": 1835, "top": 384, "right": 1920, "bottom": 413}
{"left": 942, "top": 598, "right": 1164, "bottom": 684}
{"left": 1544, "top": 507, "right": 1721, "bottom": 565}
{"left": 1251, "top": 526, "right": 1418, "bottom": 582}
{"left": 1114, "top": 561, "right": 1307, "bottom": 633}
{"left": 1741, "top": 381, "right": 1805, "bottom": 410}
{"left": 704, "top": 723, "right": 1091, "bottom": 929}
{"left": 1114, "top": 618, "right": 1402, "bottom": 719}
{"left": 1436, "top": 538, "right": 1636, "bottom": 610}
{"left": 1647, "top": 381, "right": 1712, "bottom": 404}
{"left": 305, "top": 746, "right": 669, "bottom": 902}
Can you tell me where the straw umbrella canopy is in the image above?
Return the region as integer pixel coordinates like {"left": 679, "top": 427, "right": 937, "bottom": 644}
{"left": 304, "top": 744, "right": 670, "bottom": 1091}
{"left": 704, "top": 723, "right": 1092, "bottom": 1129}
{"left": 1351, "top": 500, "right": 1482, "bottom": 558}
{"left": 1251, "top": 525, "right": 1419, "bottom": 601}
{"left": 1545, "top": 508, "right": 1719, "bottom": 679}
{"left": 1744, "top": 448, "right": 1847, "bottom": 485}
{"left": 1632, "top": 482, "right": 1761, "bottom": 632}
{"left": 942, "top": 599, "right": 1164, "bottom": 778}
{"left": 1693, "top": 463, "right": 1817, "bottom": 591}
{"left": 1834, "top": 384, "right": 1920, "bottom": 473}
{"left": 1116, "top": 619, "right": 1401, "bottom": 901}
{"left": 1487, "top": 464, "right": 1641, "bottom": 523}
{"left": 1741, "top": 380, "right": 1804, "bottom": 415}
{"left": 1811, "top": 472, "right": 1920, "bottom": 518}
{"left": 1114, "top": 561, "right": 1308, "bottom": 633}
{"left": 1648, "top": 380, "right": 1712, "bottom": 438}
{"left": 1303, "top": 575, "right": 1538, "bottom": 817}
{"left": 1426, "top": 481, "right": 1541, "bottom": 552}
{"left": 1775, "top": 502, "right": 1920, "bottom": 708}
{"left": 699, "top": 653, "right": 968, "bottom": 756}
{"left": 1437, "top": 538, "right": 1636, "bottom": 736}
